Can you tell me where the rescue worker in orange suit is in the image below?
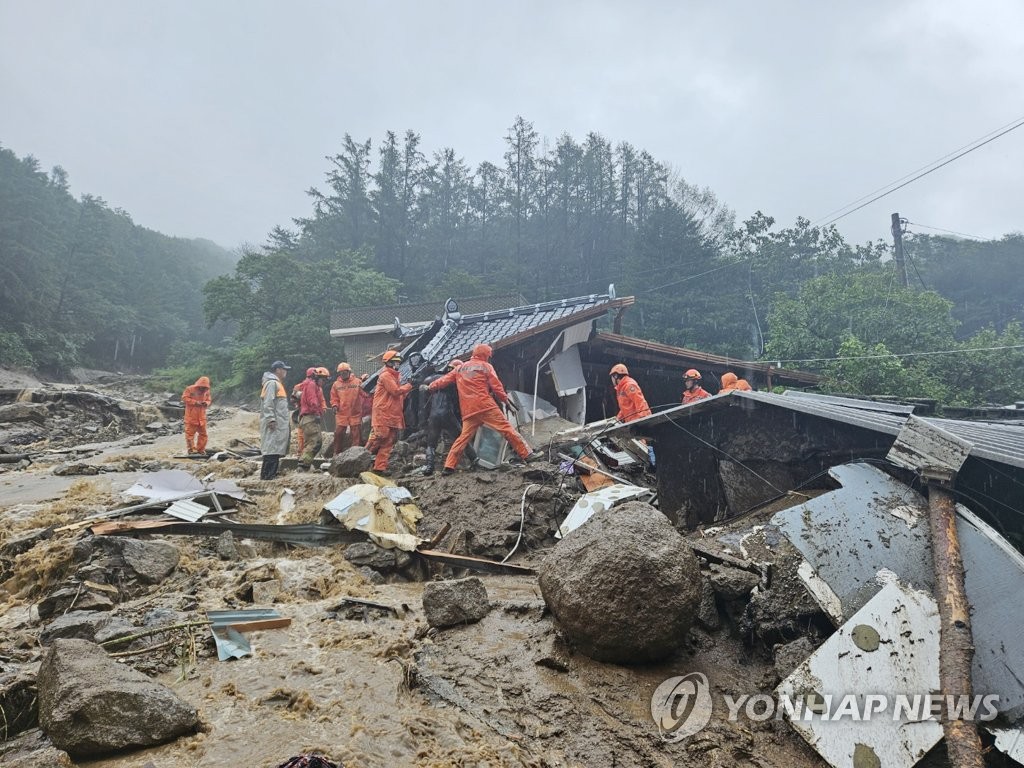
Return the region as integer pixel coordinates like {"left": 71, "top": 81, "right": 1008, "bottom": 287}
{"left": 297, "top": 367, "right": 327, "bottom": 466}
{"left": 682, "top": 369, "right": 712, "bottom": 404}
{"left": 416, "top": 359, "right": 479, "bottom": 476}
{"left": 330, "top": 362, "right": 364, "bottom": 454}
{"left": 609, "top": 363, "right": 656, "bottom": 468}
{"left": 428, "top": 343, "right": 540, "bottom": 476}
{"left": 182, "top": 376, "right": 212, "bottom": 454}
{"left": 719, "top": 371, "right": 753, "bottom": 393}
{"left": 365, "top": 350, "right": 413, "bottom": 474}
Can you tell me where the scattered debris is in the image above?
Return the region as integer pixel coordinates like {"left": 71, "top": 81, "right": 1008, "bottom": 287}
{"left": 207, "top": 609, "right": 290, "bottom": 661}
{"left": 322, "top": 480, "right": 422, "bottom": 550}
{"left": 328, "top": 446, "right": 374, "bottom": 477}
{"left": 555, "top": 482, "right": 650, "bottom": 538}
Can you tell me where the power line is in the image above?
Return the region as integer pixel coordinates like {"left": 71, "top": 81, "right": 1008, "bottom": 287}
{"left": 776, "top": 343, "right": 1024, "bottom": 366}
{"left": 814, "top": 115, "right": 1024, "bottom": 227}
{"left": 905, "top": 222, "right": 992, "bottom": 241}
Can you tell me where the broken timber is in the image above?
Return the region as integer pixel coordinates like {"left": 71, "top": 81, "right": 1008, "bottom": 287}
{"left": 415, "top": 549, "right": 535, "bottom": 576}
{"left": 887, "top": 417, "right": 983, "bottom": 768}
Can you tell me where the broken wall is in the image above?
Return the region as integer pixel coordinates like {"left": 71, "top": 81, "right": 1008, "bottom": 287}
{"left": 647, "top": 404, "right": 895, "bottom": 528}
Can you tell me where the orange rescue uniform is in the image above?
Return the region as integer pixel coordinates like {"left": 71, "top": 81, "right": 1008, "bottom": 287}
{"left": 182, "top": 376, "right": 211, "bottom": 454}
{"left": 614, "top": 375, "right": 652, "bottom": 423}
{"left": 331, "top": 376, "right": 364, "bottom": 453}
{"left": 365, "top": 366, "right": 412, "bottom": 471}
{"left": 682, "top": 385, "right": 711, "bottom": 404}
{"left": 429, "top": 351, "right": 530, "bottom": 470}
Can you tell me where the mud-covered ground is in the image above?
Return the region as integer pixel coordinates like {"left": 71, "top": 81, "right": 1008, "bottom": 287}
{"left": 0, "top": 376, "right": 845, "bottom": 767}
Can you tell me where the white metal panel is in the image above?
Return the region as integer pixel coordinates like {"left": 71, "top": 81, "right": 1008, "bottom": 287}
{"left": 776, "top": 581, "right": 944, "bottom": 768}
{"left": 556, "top": 484, "right": 649, "bottom": 539}
{"left": 549, "top": 345, "right": 585, "bottom": 396}
{"left": 163, "top": 498, "right": 209, "bottom": 522}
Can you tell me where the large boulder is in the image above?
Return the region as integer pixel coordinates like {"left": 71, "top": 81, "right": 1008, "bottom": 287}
{"left": 37, "top": 639, "right": 199, "bottom": 756}
{"left": 537, "top": 501, "right": 702, "bottom": 664}
{"left": 40, "top": 611, "right": 134, "bottom": 646}
{"left": 329, "top": 446, "right": 373, "bottom": 477}
{"left": 422, "top": 577, "right": 491, "bottom": 628}
{"left": 84, "top": 536, "right": 180, "bottom": 585}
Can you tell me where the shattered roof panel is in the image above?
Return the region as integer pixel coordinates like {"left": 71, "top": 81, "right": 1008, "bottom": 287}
{"left": 614, "top": 390, "right": 1024, "bottom": 470}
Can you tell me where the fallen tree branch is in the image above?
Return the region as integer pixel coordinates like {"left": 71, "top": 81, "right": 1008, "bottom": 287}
{"left": 99, "top": 620, "right": 213, "bottom": 648}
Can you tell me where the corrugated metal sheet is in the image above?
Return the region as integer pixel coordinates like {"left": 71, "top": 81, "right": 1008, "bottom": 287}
{"left": 162, "top": 498, "right": 209, "bottom": 522}
{"left": 615, "top": 391, "right": 1024, "bottom": 470}
{"left": 783, "top": 390, "right": 916, "bottom": 414}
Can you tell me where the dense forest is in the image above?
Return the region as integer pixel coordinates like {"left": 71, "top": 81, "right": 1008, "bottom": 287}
{"left": 202, "top": 118, "right": 1024, "bottom": 404}
{"left": 0, "top": 144, "right": 235, "bottom": 375}
{"left": 2, "top": 119, "right": 1022, "bottom": 405}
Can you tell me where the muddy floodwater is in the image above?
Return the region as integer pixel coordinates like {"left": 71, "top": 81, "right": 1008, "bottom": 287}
{"left": 1, "top": 383, "right": 834, "bottom": 767}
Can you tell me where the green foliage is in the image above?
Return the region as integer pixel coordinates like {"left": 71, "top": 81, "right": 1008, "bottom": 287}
{"left": 823, "top": 336, "right": 913, "bottom": 397}
{"left": 0, "top": 330, "right": 34, "bottom": 368}
{"left": 0, "top": 144, "right": 236, "bottom": 375}
{"left": 200, "top": 247, "right": 398, "bottom": 391}
{"left": 151, "top": 340, "right": 239, "bottom": 395}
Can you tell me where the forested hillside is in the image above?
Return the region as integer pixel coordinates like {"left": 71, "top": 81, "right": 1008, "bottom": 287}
{"left": 0, "top": 144, "right": 236, "bottom": 375}
{"left": 203, "top": 118, "right": 1023, "bottom": 404}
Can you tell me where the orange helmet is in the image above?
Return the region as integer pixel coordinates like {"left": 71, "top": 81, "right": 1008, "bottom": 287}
{"left": 683, "top": 369, "right": 702, "bottom": 380}
{"left": 609, "top": 363, "right": 629, "bottom": 376}
{"left": 448, "top": 358, "right": 464, "bottom": 369}
{"left": 315, "top": 367, "right": 330, "bottom": 377}
{"left": 337, "top": 362, "right": 352, "bottom": 373}
{"left": 472, "top": 343, "right": 492, "bottom": 359}
{"left": 306, "top": 367, "right": 317, "bottom": 377}
{"left": 382, "top": 350, "right": 402, "bottom": 364}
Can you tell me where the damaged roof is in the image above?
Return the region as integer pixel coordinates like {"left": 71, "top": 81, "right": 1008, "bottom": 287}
{"left": 416, "top": 293, "right": 635, "bottom": 366}
{"left": 590, "top": 332, "right": 821, "bottom": 387}
{"left": 614, "top": 390, "right": 1024, "bottom": 470}
{"left": 330, "top": 292, "right": 526, "bottom": 334}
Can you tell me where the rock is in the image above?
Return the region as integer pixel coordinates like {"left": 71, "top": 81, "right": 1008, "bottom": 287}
{"left": 216, "top": 531, "right": 239, "bottom": 560}
{"left": 422, "top": 577, "right": 491, "bottom": 628}
{"left": 251, "top": 580, "right": 282, "bottom": 604}
{"left": 88, "top": 536, "right": 179, "bottom": 584}
{"left": 773, "top": 636, "right": 818, "bottom": 680}
{"left": 707, "top": 563, "right": 760, "bottom": 601}
{"left": 0, "top": 667, "right": 38, "bottom": 738}
{"left": 53, "top": 462, "right": 101, "bottom": 476}
{"left": 40, "top": 611, "right": 122, "bottom": 645}
{"left": 145, "top": 421, "right": 166, "bottom": 431}
{"left": 344, "top": 542, "right": 397, "bottom": 571}
{"left": 697, "top": 579, "right": 721, "bottom": 631}
{"left": 357, "top": 566, "right": 385, "bottom": 585}
{"left": 537, "top": 501, "right": 702, "bottom": 664}
{"left": 37, "top": 639, "right": 199, "bottom": 756}
{"left": 37, "top": 584, "right": 116, "bottom": 620}
{"left": 534, "top": 635, "right": 572, "bottom": 672}
{"left": 0, "top": 402, "right": 48, "bottom": 424}
{"left": 329, "top": 446, "right": 373, "bottom": 477}
{"left": 0, "top": 728, "right": 73, "bottom": 767}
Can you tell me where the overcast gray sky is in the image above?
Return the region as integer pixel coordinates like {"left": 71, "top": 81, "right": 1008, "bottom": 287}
{"left": 2, "top": 1, "right": 1022, "bottom": 250}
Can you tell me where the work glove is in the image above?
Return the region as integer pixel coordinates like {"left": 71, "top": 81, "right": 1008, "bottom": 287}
{"left": 419, "top": 384, "right": 430, "bottom": 392}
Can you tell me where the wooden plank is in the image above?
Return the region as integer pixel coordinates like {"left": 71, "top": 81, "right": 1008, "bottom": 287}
{"left": 225, "top": 618, "right": 291, "bottom": 632}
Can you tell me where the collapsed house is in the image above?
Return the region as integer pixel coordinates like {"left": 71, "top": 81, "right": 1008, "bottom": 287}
{"left": 608, "top": 389, "right": 1024, "bottom": 536}
{"left": 336, "top": 288, "right": 819, "bottom": 425}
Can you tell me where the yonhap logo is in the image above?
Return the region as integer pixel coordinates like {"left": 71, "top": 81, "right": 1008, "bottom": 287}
{"left": 650, "top": 672, "right": 713, "bottom": 742}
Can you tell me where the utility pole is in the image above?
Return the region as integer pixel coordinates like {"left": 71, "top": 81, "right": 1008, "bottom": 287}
{"left": 891, "top": 212, "right": 909, "bottom": 288}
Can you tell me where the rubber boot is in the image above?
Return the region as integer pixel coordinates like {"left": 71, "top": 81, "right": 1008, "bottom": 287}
{"left": 419, "top": 447, "right": 436, "bottom": 476}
